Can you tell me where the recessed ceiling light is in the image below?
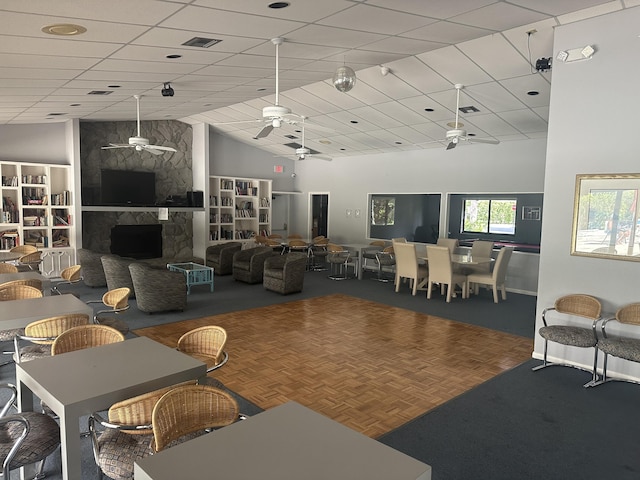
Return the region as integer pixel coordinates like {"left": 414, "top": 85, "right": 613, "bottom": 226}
{"left": 319, "top": 140, "right": 331, "bottom": 145}
{"left": 268, "top": 2, "right": 290, "bottom": 8}
{"left": 108, "top": 85, "right": 121, "bottom": 88}
{"left": 340, "top": 148, "right": 346, "bottom": 151}
{"left": 47, "top": 113, "right": 66, "bottom": 116}
{"left": 395, "top": 141, "right": 402, "bottom": 145}
{"left": 69, "top": 104, "right": 81, "bottom": 107}
{"left": 166, "top": 54, "right": 182, "bottom": 59}
{"left": 468, "top": 133, "right": 476, "bottom": 137}
{"left": 257, "top": 88, "right": 267, "bottom": 91}
{"left": 424, "top": 108, "right": 434, "bottom": 112}
{"left": 350, "top": 120, "right": 359, "bottom": 124}
{"left": 527, "top": 90, "right": 540, "bottom": 96}
{"left": 87, "top": 91, "right": 113, "bottom": 95}
{"left": 42, "top": 23, "right": 87, "bottom": 36}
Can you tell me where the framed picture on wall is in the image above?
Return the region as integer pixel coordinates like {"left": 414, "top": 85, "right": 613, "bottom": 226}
{"left": 522, "top": 206, "right": 541, "bottom": 221}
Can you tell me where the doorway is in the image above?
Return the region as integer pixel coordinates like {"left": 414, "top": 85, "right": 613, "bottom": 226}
{"left": 309, "top": 193, "right": 329, "bottom": 239}
{"left": 271, "top": 194, "right": 289, "bottom": 238}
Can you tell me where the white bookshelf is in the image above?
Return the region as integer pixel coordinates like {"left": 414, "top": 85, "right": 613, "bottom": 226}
{"left": 0, "top": 161, "right": 75, "bottom": 275}
{"left": 208, "top": 176, "right": 271, "bottom": 244}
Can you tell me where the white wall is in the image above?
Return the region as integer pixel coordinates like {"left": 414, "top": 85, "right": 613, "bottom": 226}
{"left": 536, "top": 7, "right": 640, "bottom": 380}
{"left": 0, "top": 123, "right": 68, "bottom": 163}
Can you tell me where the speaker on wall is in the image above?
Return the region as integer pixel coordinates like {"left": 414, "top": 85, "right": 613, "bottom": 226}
{"left": 187, "top": 191, "right": 204, "bottom": 207}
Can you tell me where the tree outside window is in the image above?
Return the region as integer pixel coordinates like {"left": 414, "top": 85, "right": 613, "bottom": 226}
{"left": 371, "top": 197, "right": 395, "bottom": 225}
{"left": 463, "top": 198, "right": 516, "bottom": 235}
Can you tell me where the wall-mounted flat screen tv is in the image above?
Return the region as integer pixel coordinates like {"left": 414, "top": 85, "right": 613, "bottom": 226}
{"left": 101, "top": 169, "right": 156, "bottom": 206}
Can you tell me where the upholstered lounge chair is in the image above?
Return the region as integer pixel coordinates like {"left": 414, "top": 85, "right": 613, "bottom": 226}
{"left": 77, "top": 248, "right": 107, "bottom": 287}
{"left": 129, "top": 262, "right": 187, "bottom": 313}
{"left": 206, "top": 242, "right": 242, "bottom": 275}
{"left": 232, "top": 246, "right": 275, "bottom": 284}
{"left": 101, "top": 254, "right": 136, "bottom": 297}
{"left": 263, "top": 252, "right": 307, "bottom": 294}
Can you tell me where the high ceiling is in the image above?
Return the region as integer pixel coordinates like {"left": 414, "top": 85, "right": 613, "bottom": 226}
{"left": 1, "top": 0, "right": 635, "bottom": 158}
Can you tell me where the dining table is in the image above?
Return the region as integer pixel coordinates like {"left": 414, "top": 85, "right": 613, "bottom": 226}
{"left": 134, "top": 401, "right": 432, "bottom": 480}
{"left": 417, "top": 253, "right": 494, "bottom": 294}
{"left": 0, "top": 293, "right": 92, "bottom": 329}
{"left": 0, "top": 271, "right": 51, "bottom": 294}
{"left": 16, "top": 336, "right": 207, "bottom": 480}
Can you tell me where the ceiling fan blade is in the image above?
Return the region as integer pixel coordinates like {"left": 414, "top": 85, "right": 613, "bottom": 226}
{"left": 254, "top": 124, "right": 274, "bottom": 139}
{"left": 146, "top": 145, "right": 177, "bottom": 152}
{"left": 468, "top": 137, "right": 500, "bottom": 145}
{"left": 101, "top": 144, "right": 132, "bottom": 150}
{"left": 314, "top": 155, "right": 333, "bottom": 161}
{"left": 446, "top": 140, "right": 457, "bottom": 150}
{"left": 214, "top": 119, "right": 263, "bottom": 126}
{"left": 144, "top": 147, "right": 165, "bottom": 156}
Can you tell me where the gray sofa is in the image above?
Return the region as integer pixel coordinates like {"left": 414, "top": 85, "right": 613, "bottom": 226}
{"left": 263, "top": 252, "right": 308, "bottom": 294}
{"left": 129, "top": 262, "right": 187, "bottom": 313}
{"left": 206, "top": 242, "right": 243, "bottom": 275}
{"left": 232, "top": 246, "right": 276, "bottom": 284}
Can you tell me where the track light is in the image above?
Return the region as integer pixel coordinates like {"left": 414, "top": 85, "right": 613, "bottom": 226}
{"left": 161, "top": 82, "right": 174, "bottom": 97}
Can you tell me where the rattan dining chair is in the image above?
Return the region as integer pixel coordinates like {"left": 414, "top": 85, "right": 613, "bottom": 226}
{"left": 592, "top": 303, "right": 640, "bottom": 387}
{"left": 0, "top": 263, "right": 18, "bottom": 273}
{"left": 86, "top": 287, "right": 131, "bottom": 335}
{"left": 177, "top": 325, "right": 229, "bottom": 373}
{"left": 361, "top": 240, "right": 386, "bottom": 275}
{"left": 0, "top": 383, "right": 60, "bottom": 480}
{"left": 51, "top": 324, "right": 125, "bottom": 356}
{"left": 51, "top": 264, "right": 82, "bottom": 295}
{"left": 373, "top": 246, "right": 395, "bottom": 283}
{"left": 16, "top": 251, "right": 43, "bottom": 272}
{"left": 0, "top": 283, "right": 43, "bottom": 301}
{"left": 326, "top": 244, "right": 356, "bottom": 280}
{"left": 532, "top": 294, "right": 602, "bottom": 387}
{"left": 14, "top": 313, "right": 91, "bottom": 364}
{"left": 9, "top": 245, "right": 37, "bottom": 255}
{"left": 89, "top": 383, "right": 239, "bottom": 480}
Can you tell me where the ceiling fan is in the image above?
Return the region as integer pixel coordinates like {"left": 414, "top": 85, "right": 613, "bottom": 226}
{"left": 214, "top": 38, "right": 331, "bottom": 139}
{"left": 282, "top": 118, "right": 332, "bottom": 161}
{"left": 102, "top": 95, "right": 177, "bottom": 156}
{"left": 438, "top": 84, "right": 500, "bottom": 150}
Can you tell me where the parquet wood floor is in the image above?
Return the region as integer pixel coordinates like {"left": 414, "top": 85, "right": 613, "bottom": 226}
{"left": 134, "top": 294, "right": 532, "bottom": 438}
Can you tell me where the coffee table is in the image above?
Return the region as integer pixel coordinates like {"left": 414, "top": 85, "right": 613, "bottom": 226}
{"left": 134, "top": 401, "right": 432, "bottom": 480}
{"left": 167, "top": 262, "right": 214, "bottom": 294}
{"left": 16, "top": 336, "right": 207, "bottom": 480}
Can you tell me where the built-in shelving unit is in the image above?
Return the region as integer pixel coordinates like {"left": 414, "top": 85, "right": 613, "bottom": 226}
{"left": 0, "top": 161, "right": 75, "bottom": 275}
{"left": 208, "top": 176, "right": 271, "bottom": 243}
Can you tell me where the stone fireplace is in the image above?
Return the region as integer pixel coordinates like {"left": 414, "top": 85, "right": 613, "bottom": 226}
{"left": 110, "top": 224, "right": 163, "bottom": 259}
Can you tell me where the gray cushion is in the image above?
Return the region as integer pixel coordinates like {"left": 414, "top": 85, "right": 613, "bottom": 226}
{"left": 0, "top": 412, "right": 60, "bottom": 470}
{"left": 598, "top": 337, "right": 640, "bottom": 362}
{"left": 539, "top": 326, "right": 596, "bottom": 348}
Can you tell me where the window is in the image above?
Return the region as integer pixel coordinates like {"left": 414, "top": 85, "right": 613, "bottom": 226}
{"left": 463, "top": 198, "right": 516, "bottom": 235}
{"left": 371, "top": 196, "right": 395, "bottom": 226}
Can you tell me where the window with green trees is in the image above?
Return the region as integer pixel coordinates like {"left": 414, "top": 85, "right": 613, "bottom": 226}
{"left": 371, "top": 196, "right": 395, "bottom": 225}
{"left": 463, "top": 198, "right": 517, "bottom": 235}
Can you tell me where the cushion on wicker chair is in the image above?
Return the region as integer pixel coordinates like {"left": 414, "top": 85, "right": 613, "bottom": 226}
{"left": 539, "top": 325, "right": 598, "bottom": 348}
{"left": 0, "top": 412, "right": 60, "bottom": 471}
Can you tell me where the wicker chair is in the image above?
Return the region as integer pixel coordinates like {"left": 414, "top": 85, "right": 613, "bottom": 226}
{"left": 373, "top": 246, "right": 395, "bottom": 282}
{"left": 89, "top": 383, "right": 238, "bottom": 480}
{"left": 0, "top": 263, "right": 18, "bottom": 273}
{"left": 51, "top": 264, "right": 82, "bottom": 295}
{"left": 77, "top": 248, "right": 107, "bottom": 287}
{"left": 309, "top": 236, "right": 329, "bottom": 271}
{"left": 85, "top": 287, "right": 131, "bottom": 335}
{"left": 0, "top": 384, "right": 60, "bottom": 480}
{"left": 326, "top": 244, "right": 356, "bottom": 280}
{"left": 9, "top": 245, "right": 37, "bottom": 255}
{"left": 205, "top": 242, "right": 242, "bottom": 276}
{"left": 593, "top": 303, "right": 640, "bottom": 387}
{"left": 263, "top": 252, "right": 307, "bottom": 294}
{"left": 0, "top": 282, "right": 43, "bottom": 300}
{"left": 13, "top": 313, "right": 91, "bottom": 363}
{"left": 177, "top": 326, "right": 229, "bottom": 372}
{"left": 232, "top": 246, "right": 276, "bottom": 284}
{"left": 51, "top": 324, "right": 125, "bottom": 355}
{"left": 101, "top": 255, "right": 136, "bottom": 297}
{"left": 361, "top": 240, "right": 386, "bottom": 274}
{"left": 129, "top": 262, "right": 187, "bottom": 314}
{"left": 15, "top": 251, "right": 42, "bottom": 272}
{"left": 532, "top": 294, "right": 602, "bottom": 387}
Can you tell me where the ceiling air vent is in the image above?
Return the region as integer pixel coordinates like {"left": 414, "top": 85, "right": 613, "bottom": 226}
{"left": 284, "top": 134, "right": 298, "bottom": 140}
{"left": 459, "top": 106, "right": 480, "bottom": 114}
{"left": 284, "top": 142, "right": 320, "bottom": 155}
{"left": 87, "top": 91, "right": 113, "bottom": 95}
{"left": 182, "top": 37, "right": 223, "bottom": 48}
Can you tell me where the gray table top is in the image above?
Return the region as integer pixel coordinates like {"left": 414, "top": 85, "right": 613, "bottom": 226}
{"left": 0, "top": 293, "right": 92, "bottom": 328}
{"left": 134, "top": 401, "right": 431, "bottom": 480}
{"left": 0, "top": 251, "right": 21, "bottom": 262}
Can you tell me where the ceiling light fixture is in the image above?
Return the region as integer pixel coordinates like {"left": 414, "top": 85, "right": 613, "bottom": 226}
{"left": 268, "top": 2, "right": 290, "bottom": 8}
{"left": 333, "top": 64, "right": 356, "bottom": 93}
{"left": 41, "top": 23, "right": 87, "bottom": 36}
{"left": 380, "top": 65, "right": 390, "bottom": 76}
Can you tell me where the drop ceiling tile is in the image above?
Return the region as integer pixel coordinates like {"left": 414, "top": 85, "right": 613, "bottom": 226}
{"left": 531, "top": 106, "right": 549, "bottom": 122}
{"left": 500, "top": 75, "right": 550, "bottom": 108}
{"left": 109, "top": 45, "right": 234, "bottom": 65}
{"left": 416, "top": 45, "right": 493, "bottom": 87}
{"left": 318, "top": 4, "right": 434, "bottom": 35}
{"left": 0, "top": 35, "right": 121, "bottom": 59}
{"left": 383, "top": 56, "right": 451, "bottom": 95}
{"left": 498, "top": 109, "right": 548, "bottom": 133}
{"left": 371, "top": 101, "right": 434, "bottom": 126}
{"left": 244, "top": 42, "right": 348, "bottom": 60}
{"left": 301, "top": 81, "right": 367, "bottom": 110}
{"left": 356, "top": 67, "right": 422, "bottom": 100}
{"left": 133, "top": 28, "right": 263, "bottom": 53}
{"left": 501, "top": 18, "right": 557, "bottom": 61}
{"left": 280, "top": 89, "right": 343, "bottom": 115}
{"left": 397, "top": 95, "right": 452, "bottom": 122}
{"left": 464, "top": 82, "right": 527, "bottom": 113}
{"left": 321, "top": 50, "right": 405, "bottom": 66}
{"left": 216, "top": 54, "right": 309, "bottom": 70}
{"left": 464, "top": 113, "right": 520, "bottom": 136}
{"left": 287, "top": 24, "right": 387, "bottom": 49}
{"left": 346, "top": 131, "right": 393, "bottom": 149}
{"left": 349, "top": 106, "right": 404, "bottom": 129}
{"left": 450, "top": 3, "right": 549, "bottom": 31}
{"left": 325, "top": 111, "right": 379, "bottom": 132}
{"left": 385, "top": 125, "right": 440, "bottom": 144}
{"left": 556, "top": 1, "right": 622, "bottom": 24}
{"left": 160, "top": 5, "right": 304, "bottom": 38}
{"left": 188, "top": 65, "right": 272, "bottom": 78}
{"left": 457, "top": 35, "right": 534, "bottom": 80}
{"left": 509, "top": 0, "right": 618, "bottom": 16}
{"left": 402, "top": 21, "right": 493, "bottom": 44}
{"left": 0, "top": 68, "right": 82, "bottom": 80}
{"left": 193, "top": 0, "right": 353, "bottom": 22}
{"left": 364, "top": 0, "right": 496, "bottom": 19}
{"left": 359, "top": 36, "right": 446, "bottom": 55}
{"left": 410, "top": 122, "right": 448, "bottom": 140}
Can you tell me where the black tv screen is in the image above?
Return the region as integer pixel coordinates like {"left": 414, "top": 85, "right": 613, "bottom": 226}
{"left": 101, "top": 169, "right": 156, "bottom": 206}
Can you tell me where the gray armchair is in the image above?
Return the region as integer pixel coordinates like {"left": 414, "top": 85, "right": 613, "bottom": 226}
{"left": 77, "top": 249, "right": 107, "bottom": 287}
{"left": 101, "top": 254, "right": 136, "bottom": 298}
{"left": 206, "top": 242, "right": 243, "bottom": 275}
{"left": 232, "top": 246, "right": 276, "bottom": 284}
{"left": 129, "top": 263, "right": 187, "bottom": 313}
{"left": 263, "top": 252, "right": 307, "bottom": 294}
